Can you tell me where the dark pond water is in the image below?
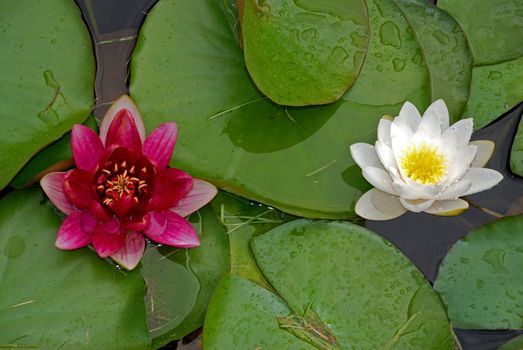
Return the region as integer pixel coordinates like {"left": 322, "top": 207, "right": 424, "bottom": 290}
{"left": 73, "top": 0, "right": 523, "bottom": 349}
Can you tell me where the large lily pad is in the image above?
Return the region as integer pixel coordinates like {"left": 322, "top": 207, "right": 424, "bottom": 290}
{"left": 140, "top": 205, "right": 229, "bottom": 348}
{"left": 130, "top": 0, "right": 470, "bottom": 219}
{"left": 205, "top": 220, "right": 454, "bottom": 349}
{"left": 438, "top": 0, "right": 523, "bottom": 65}
{"left": 434, "top": 215, "right": 523, "bottom": 330}
{"left": 10, "top": 116, "right": 98, "bottom": 189}
{"left": 241, "top": 0, "right": 369, "bottom": 106}
{"left": 0, "top": 189, "right": 150, "bottom": 349}
{"left": 0, "top": 0, "right": 95, "bottom": 190}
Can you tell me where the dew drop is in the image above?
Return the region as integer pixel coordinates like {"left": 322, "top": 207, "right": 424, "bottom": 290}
{"left": 379, "top": 21, "right": 401, "bottom": 49}
{"left": 488, "top": 71, "right": 503, "bottom": 80}
{"left": 432, "top": 30, "right": 449, "bottom": 45}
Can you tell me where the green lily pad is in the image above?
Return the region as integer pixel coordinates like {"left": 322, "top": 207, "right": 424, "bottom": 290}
{"left": 463, "top": 56, "right": 523, "bottom": 130}
{"left": 0, "top": 0, "right": 95, "bottom": 191}
{"left": 210, "top": 192, "right": 294, "bottom": 289}
{"left": 392, "top": 0, "right": 472, "bottom": 120}
{"left": 241, "top": 0, "right": 369, "bottom": 106}
{"left": 434, "top": 215, "right": 523, "bottom": 330}
{"left": 140, "top": 204, "right": 229, "bottom": 348}
{"left": 131, "top": 0, "right": 470, "bottom": 219}
{"left": 499, "top": 335, "right": 523, "bottom": 350}
{"left": 512, "top": 114, "right": 523, "bottom": 177}
{"left": 10, "top": 116, "right": 98, "bottom": 189}
{"left": 438, "top": 0, "right": 523, "bottom": 65}
{"left": 205, "top": 220, "right": 454, "bottom": 349}
{"left": 0, "top": 189, "right": 150, "bottom": 349}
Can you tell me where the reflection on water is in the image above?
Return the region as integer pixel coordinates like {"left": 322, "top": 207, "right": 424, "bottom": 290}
{"left": 73, "top": 0, "right": 523, "bottom": 348}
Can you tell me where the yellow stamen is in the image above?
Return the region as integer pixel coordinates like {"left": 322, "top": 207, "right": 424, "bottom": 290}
{"left": 400, "top": 142, "right": 446, "bottom": 185}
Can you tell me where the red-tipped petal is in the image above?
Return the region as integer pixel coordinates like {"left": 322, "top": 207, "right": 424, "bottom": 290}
{"left": 92, "top": 218, "right": 126, "bottom": 257}
{"left": 110, "top": 232, "right": 145, "bottom": 270}
{"left": 171, "top": 179, "right": 217, "bottom": 217}
{"left": 147, "top": 168, "right": 193, "bottom": 211}
{"left": 99, "top": 95, "right": 145, "bottom": 144}
{"left": 55, "top": 211, "right": 96, "bottom": 250}
{"left": 143, "top": 122, "right": 178, "bottom": 170}
{"left": 71, "top": 125, "right": 103, "bottom": 171}
{"left": 145, "top": 210, "right": 200, "bottom": 248}
{"left": 105, "top": 110, "right": 143, "bottom": 153}
{"left": 41, "top": 172, "right": 76, "bottom": 215}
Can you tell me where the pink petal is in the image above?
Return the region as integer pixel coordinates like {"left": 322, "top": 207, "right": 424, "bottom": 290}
{"left": 40, "top": 172, "right": 76, "bottom": 215}
{"left": 71, "top": 125, "right": 103, "bottom": 171}
{"left": 110, "top": 232, "right": 145, "bottom": 270}
{"left": 105, "top": 110, "right": 143, "bottom": 154}
{"left": 145, "top": 210, "right": 200, "bottom": 248}
{"left": 92, "top": 218, "right": 126, "bottom": 257}
{"left": 143, "top": 122, "right": 178, "bottom": 170}
{"left": 99, "top": 95, "right": 145, "bottom": 145}
{"left": 171, "top": 179, "right": 217, "bottom": 217}
{"left": 55, "top": 211, "right": 96, "bottom": 250}
{"left": 147, "top": 168, "right": 193, "bottom": 211}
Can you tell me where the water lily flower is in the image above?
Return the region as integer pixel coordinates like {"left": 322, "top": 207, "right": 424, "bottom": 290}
{"left": 350, "top": 99, "right": 503, "bottom": 221}
{"left": 40, "top": 95, "right": 217, "bottom": 269}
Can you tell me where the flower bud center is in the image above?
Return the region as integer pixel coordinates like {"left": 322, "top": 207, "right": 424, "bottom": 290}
{"left": 400, "top": 142, "right": 446, "bottom": 185}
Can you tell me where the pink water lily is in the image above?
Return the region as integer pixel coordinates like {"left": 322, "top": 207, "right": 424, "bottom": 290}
{"left": 40, "top": 95, "right": 217, "bottom": 270}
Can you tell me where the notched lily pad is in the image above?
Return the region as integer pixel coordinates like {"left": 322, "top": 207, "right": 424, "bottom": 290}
{"left": 434, "top": 214, "right": 523, "bottom": 330}
{"left": 204, "top": 220, "right": 454, "bottom": 349}
{"left": 241, "top": 0, "right": 369, "bottom": 106}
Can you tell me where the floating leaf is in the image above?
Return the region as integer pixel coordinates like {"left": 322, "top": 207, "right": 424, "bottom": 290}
{"left": 204, "top": 220, "right": 454, "bottom": 349}
{"left": 0, "top": 0, "right": 95, "bottom": 190}
{"left": 499, "top": 335, "right": 523, "bottom": 350}
{"left": 0, "top": 189, "right": 150, "bottom": 349}
{"left": 438, "top": 0, "right": 523, "bottom": 65}
{"left": 10, "top": 116, "right": 98, "bottom": 189}
{"left": 241, "top": 0, "right": 369, "bottom": 106}
{"left": 140, "top": 204, "right": 229, "bottom": 348}
{"left": 434, "top": 215, "right": 523, "bottom": 330}
{"left": 211, "top": 192, "right": 293, "bottom": 289}
{"left": 130, "top": 0, "right": 469, "bottom": 218}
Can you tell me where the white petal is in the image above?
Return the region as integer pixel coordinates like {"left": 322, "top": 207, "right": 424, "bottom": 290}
{"left": 375, "top": 141, "right": 397, "bottom": 170}
{"left": 445, "top": 145, "right": 477, "bottom": 182}
{"left": 470, "top": 140, "right": 495, "bottom": 168}
{"left": 399, "top": 198, "right": 435, "bottom": 213}
{"left": 355, "top": 189, "right": 406, "bottom": 221}
{"left": 398, "top": 101, "right": 422, "bottom": 131}
{"left": 461, "top": 168, "right": 503, "bottom": 196}
{"left": 441, "top": 118, "right": 473, "bottom": 154}
{"left": 423, "top": 99, "right": 449, "bottom": 131}
{"left": 437, "top": 180, "right": 472, "bottom": 200}
{"left": 391, "top": 120, "right": 413, "bottom": 161}
{"left": 378, "top": 118, "right": 392, "bottom": 146}
{"left": 425, "top": 199, "right": 469, "bottom": 216}
{"left": 362, "top": 167, "right": 395, "bottom": 194}
{"left": 350, "top": 143, "right": 382, "bottom": 169}
{"left": 412, "top": 105, "right": 444, "bottom": 143}
{"left": 392, "top": 181, "right": 436, "bottom": 200}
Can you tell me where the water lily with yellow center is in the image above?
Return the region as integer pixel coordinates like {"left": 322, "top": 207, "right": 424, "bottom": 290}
{"left": 350, "top": 100, "right": 503, "bottom": 221}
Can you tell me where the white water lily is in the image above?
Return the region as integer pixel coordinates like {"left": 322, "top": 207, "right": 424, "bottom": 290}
{"left": 350, "top": 99, "right": 503, "bottom": 221}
